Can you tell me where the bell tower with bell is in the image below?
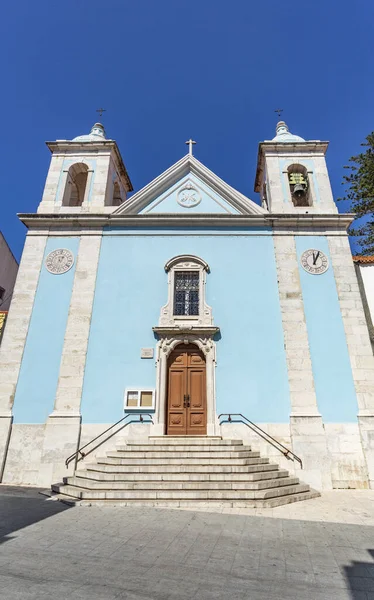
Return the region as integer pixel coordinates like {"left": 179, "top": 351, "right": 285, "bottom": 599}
{"left": 254, "top": 121, "right": 337, "bottom": 214}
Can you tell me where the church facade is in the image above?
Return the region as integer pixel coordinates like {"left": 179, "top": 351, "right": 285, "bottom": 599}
{"left": 1, "top": 121, "right": 374, "bottom": 492}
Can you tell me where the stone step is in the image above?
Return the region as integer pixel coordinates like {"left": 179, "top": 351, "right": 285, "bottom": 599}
{"left": 77, "top": 469, "right": 290, "bottom": 482}
{"left": 98, "top": 456, "right": 269, "bottom": 466}
{"left": 55, "top": 489, "right": 320, "bottom": 509}
{"left": 146, "top": 436, "right": 239, "bottom": 445}
{"left": 52, "top": 482, "right": 310, "bottom": 501}
{"left": 63, "top": 475, "right": 300, "bottom": 491}
{"left": 259, "top": 489, "right": 320, "bottom": 508}
{"left": 107, "top": 450, "right": 257, "bottom": 460}
{"left": 85, "top": 462, "right": 277, "bottom": 474}
{"left": 116, "top": 444, "right": 250, "bottom": 453}
{"left": 53, "top": 435, "right": 318, "bottom": 508}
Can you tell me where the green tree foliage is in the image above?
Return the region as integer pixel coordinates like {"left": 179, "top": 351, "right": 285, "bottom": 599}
{"left": 339, "top": 132, "right": 374, "bottom": 254}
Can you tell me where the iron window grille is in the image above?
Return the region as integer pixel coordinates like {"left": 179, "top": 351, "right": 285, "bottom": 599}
{"left": 174, "top": 271, "right": 199, "bottom": 316}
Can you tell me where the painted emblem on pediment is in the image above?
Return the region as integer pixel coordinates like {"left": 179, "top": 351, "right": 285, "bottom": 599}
{"left": 177, "top": 182, "right": 201, "bottom": 208}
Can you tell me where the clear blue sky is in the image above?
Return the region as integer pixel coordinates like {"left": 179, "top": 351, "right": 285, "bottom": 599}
{"left": 1, "top": 0, "right": 373, "bottom": 260}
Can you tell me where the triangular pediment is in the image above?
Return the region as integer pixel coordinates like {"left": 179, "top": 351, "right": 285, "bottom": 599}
{"left": 112, "top": 155, "right": 266, "bottom": 216}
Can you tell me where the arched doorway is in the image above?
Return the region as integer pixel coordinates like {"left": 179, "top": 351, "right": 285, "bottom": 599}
{"left": 166, "top": 344, "right": 207, "bottom": 435}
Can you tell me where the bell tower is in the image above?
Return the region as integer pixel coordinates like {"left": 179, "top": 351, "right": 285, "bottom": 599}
{"left": 254, "top": 121, "right": 337, "bottom": 214}
{"left": 38, "top": 122, "right": 133, "bottom": 214}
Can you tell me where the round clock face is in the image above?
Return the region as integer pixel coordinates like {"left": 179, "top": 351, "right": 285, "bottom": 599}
{"left": 301, "top": 249, "right": 329, "bottom": 275}
{"left": 45, "top": 249, "right": 74, "bottom": 274}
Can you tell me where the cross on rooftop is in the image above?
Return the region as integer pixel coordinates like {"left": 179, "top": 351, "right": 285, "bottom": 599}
{"left": 274, "top": 108, "right": 283, "bottom": 119}
{"left": 96, "top": 107, "right": 106, "bottom": 118}
{"left": 185, "top": 139, "right": 196, "bottom": 156}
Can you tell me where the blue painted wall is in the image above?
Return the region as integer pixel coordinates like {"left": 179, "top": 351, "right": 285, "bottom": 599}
{"left": 295, "top": 236, "right": 357, "bottom": 421}
{"left": 13, "top": 237, "right": 79, "bottom": 423}
{"left": 13, "top": 230, "right": 358, "bottom": 426}
{"left": 81, "top": 228, "right": 290, "bottom": 423}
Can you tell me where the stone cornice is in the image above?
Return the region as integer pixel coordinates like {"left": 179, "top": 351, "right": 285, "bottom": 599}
{"left": 18, "top": 212, "right": 354, "bottom": 231}
{"left": 112, "top": 154, "right": 266, "bottom": 216}
{"left": 47, "top": 140, "right": 117, "bottom": 151}
{"left": 260, "top": 141, "right": 329, "bottom": 153}
{"left": 153, "top": 326, "right": 220, "bottom": 337}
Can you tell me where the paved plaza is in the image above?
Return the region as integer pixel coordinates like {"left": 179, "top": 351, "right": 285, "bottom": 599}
{"left": 1, "top": 487, "right": 374, "bottom": 599}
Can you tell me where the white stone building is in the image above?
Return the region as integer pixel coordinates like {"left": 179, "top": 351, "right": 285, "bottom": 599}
{"left": 353, "top": 255, "right": 374, "bottom": 352}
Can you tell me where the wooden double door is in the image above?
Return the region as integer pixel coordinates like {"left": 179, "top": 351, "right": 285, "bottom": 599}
{"left": 166, "top": 345, "right": 207, "bottom": 435}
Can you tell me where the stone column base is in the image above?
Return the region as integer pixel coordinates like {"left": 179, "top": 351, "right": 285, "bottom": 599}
{"left": 290, "top": 414, "right": 333, "bottom": 490}
{"left": 358, "top": 414, "right": 374, "bottom": 488}
{"left": 0, "top": 414, "right": 13, "bottom": 481}
{"left": 37, "top": 414, "right": 81, "bottom": 487}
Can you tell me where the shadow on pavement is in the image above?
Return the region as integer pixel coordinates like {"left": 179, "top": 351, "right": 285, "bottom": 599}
{"left": 345, "top": 548, "right": 374, "bottom": 599}
{"left": 0, "top": 485, "right": 70, "bottom": 544}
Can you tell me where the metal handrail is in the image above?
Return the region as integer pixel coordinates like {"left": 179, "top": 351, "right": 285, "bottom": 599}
{"left": 65, "top": 413, "right": 154, "bottom": 468}
{"left": 218, "top": 413, "right": 303, "bottom": 469}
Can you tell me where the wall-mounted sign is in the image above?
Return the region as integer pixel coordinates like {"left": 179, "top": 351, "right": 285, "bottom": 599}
{"left": 124, "top": 388, "right": 155, "bottom": 410}
{"left": 141, "top": 348, "right": 154, "bottom": 359}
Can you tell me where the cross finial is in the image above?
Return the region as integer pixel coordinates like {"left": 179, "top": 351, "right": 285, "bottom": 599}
{"left": 185, "top": 138, "right": 196, "bottom": 156}
{"left": 96, "top": 107, "right": 106, "bottom": 118}
{"left": 274, "top": 108, "right": 283, "bottom": 119}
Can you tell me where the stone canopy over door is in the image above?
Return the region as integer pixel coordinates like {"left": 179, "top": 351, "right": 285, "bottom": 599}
{"left": 166, "top": 344, "right": 207, "bottom": 435}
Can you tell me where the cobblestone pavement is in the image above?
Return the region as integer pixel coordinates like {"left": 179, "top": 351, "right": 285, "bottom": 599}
{"left": 1, "top": 486, "right": 374, "bottom": 599}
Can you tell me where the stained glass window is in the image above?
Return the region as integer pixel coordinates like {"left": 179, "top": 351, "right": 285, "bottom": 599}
{"left": 174, "top": 271, "right": 199, "bottom": 316}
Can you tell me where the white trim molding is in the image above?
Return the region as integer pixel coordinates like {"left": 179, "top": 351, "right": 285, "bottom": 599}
{"left": 111, "top": 154, "right": 267, "bottom": 217}
{"left": 158, "top": 255, "right": 213, "bottom": 328}
{"left": 152, "top": 327, "right": 220, "bottom": 436}
{"left": 164, "top": 254, "right": 209, "bottom": 273}
{"left": 154, "top": 254, "right": 219, "bottom": 435}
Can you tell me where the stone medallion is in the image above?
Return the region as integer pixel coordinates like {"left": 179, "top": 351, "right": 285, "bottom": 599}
{"left": 45, "top": 249, "right": 74, "bottom": 274}
{"left": 177, "top": 183, "right": 201, "bottom": 208}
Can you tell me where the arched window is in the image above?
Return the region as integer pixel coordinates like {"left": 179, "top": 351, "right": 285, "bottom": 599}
{"left": 158, "top": 255, "right": 213, "bottom": 327}
{"left": 287, "top": 164, "right": 311, "bottom": 207}
{"left": 62, "top": 163, "right": 89, "bottom": 206}
{"left": 112, "top": 181, "right": 122, "bottom": 206}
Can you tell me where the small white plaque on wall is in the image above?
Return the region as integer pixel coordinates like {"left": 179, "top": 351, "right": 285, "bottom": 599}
{"left": 141, "top": 348, "right": 154, "bottom": 359}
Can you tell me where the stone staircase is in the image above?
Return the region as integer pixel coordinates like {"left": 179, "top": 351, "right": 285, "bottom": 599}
{"left": 52, "top": 436, "right": 319, "bottom": 507}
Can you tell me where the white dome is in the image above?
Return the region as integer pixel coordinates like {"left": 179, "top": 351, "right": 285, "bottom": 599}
{"left": 272, "top": 121, "right": 305, "bottom": 143}
{"left": 72, "top": 123, "right": 107, "bottom": 142}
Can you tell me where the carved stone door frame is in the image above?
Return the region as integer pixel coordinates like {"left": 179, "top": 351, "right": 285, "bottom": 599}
{"left": 152, "top": 327, "right": 219, "bottom": 436}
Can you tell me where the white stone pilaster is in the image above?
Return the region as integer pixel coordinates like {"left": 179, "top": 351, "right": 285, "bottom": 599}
{"left": 274, "top": 234, "right": 332, "bottom": 490}
{"left": 39, "top": 233, "right": 102, "bottom": 485}
{"left": 37, "top": 154, "right": 64, "bottom": 213}
{"left": 0, "top": 232, "right": 47, "bottom": 479}
{"left": 328, "top": 234, "right": 374, "bottom": 487}
{"left": 52, "top": 232, "right": 102, "bottom": 416}
{"left": 274, "top": 235, "right": 319, "bottom": 416}
{"left": 82, "top": 169, "right": 94, "bottom": 207}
